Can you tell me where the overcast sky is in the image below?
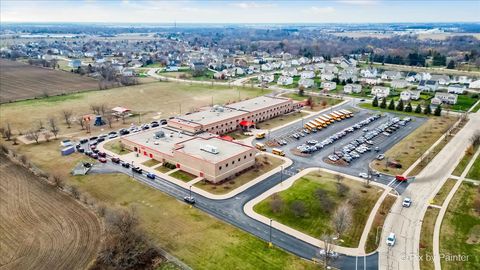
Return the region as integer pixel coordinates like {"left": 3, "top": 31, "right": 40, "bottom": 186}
{"left": 1, "top": 0, "right": 479, "bottom": 23}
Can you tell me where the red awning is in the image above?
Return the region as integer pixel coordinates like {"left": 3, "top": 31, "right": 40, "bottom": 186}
{"left": 220, "top": 135, "right": 234, "bottom": 141}
{"left": 239, "top": 120, "right": 255, "bottom": 127}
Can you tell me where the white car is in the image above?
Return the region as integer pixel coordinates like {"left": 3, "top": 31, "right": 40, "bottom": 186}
{"left": 386, "top": 232, "right": 396, "bottom": 246}
{"left": 358, "top": 172, "right": 370, "bottom": 179}
{"left": 402, "top": 197, "right": 412, "bottom": 207}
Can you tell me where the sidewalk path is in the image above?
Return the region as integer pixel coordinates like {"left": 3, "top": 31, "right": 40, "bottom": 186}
{"left": 432, "top": 146, "right": 480, "bottom": 270}
{"left": 243, "top": 167, "right": 391, "bottom": 256}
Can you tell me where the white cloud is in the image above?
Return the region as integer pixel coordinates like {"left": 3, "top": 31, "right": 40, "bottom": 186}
{"left": 231, "top": 2, "right": 276, "bottom": 9}
{"left": 338, "top": 0, "right": 379, "bottom": 5}
{"left": 307, "top": 6, "right": 336, "bottom": 15}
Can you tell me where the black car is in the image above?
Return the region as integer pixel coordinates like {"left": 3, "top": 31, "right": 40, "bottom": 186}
{"left": 160, "top": 120, "right": 167, "bottom": 125}
{"left": 96, "top": 137, "right": 105, "bottom": 143}
{"left": 121, "top": 162, "right": 131, "bottom": 168}
{"left": 151, "top": 123, "right": 159, "bottom": 127}
{"left": 132, "top": 166, "right": 143, "bottom": 173}
{"left": 92, "top": 149, "right": 99, "bottom": 154}
{"left": 78, "top": 148, "right": 85, "bottom": 153}
{"left": 98, "top": 151, "right": 106, "bottom": 157}
{"left": 89, "top": 136, "right": 98, "bottom": 141}
{"left": 83, "top": 162, "right": 92, "bottom": 168}
{"left": 111, "top": 157, "right": 121, "bottom": 164}
{"left": 119, "top": 129, "right": 130, "bottom": 135}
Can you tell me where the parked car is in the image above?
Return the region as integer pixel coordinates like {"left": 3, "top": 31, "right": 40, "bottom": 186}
{"left": 132, "top": 166, "right": 143, "bottom": 174}
{"left": 90, "top": 153, "right": 98, "bottom": 159}
{"left": 386, "top": 232, "right": 396, "bottom": 246}
{"left": 358, "top": 172, "right": 371, "bottom": 179}
{"left": 98, "top": 151, "right": 106, "bottom": 157}
{"left": 89, "top": 136, "right": 98, "bottom": 141}
{"left": 184, "top": 196, "right": 196, "bottom": 204}
{"left": 376, "top": 154, "right": 385, "bottom": 160}
{"left": 111, "top": 157, "right": 121, "bottom": 164}
{"left": 146, "top": 173, "right": 156, "bottom": 179}
{"left": 121, "top": 162, "right": 130, "bottom": 168}
{"left": 402, "top": 197, "right": 412, "bottom": 207}
{"left": 79, "top": 139, "right": 88, "bottom": 144}
{"left": 98, "top": 157, "right": 107, "bottom": 163}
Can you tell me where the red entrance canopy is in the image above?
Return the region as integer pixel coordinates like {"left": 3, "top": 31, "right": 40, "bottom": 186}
{"left": 239, "top": 120, "right": 255, "bottom": 127}
{"left": 220, "top": 135, "right": 234, "bottom": 141}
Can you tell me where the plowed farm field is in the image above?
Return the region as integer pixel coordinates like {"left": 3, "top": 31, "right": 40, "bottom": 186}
{"left": 0, "top": 59, "right": 99, "bottom": 103}
{"left": 0, "top": 154, "right": 102, "bottom": 270}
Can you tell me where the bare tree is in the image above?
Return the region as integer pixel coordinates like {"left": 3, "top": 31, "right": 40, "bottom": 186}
{"left": 3, "top": 123, "right": 12, "bottom": 141}
{"left": 470, "top": 131, "right": 480, "bottom": 147}
{"left": 105, "top": 113, "right": 114, "bottom": 128}
{"left": 100, "top": 104, "right": 107, "bottom": 116}
{"left": 78, "top": 117, "right": 86, "bottom": 130}
{"left": 318, "top": 234, "right": 337, "bottom": 269}
{"left": 11, "top": 136, "right": 18, "bottom": 145}
{"left": 334, "top": 174, "right": 344, "bottom": 183}
{"left": 90, "top": 104, "right": 101, "bottom": 115}
{"left": 270, "top": 194, "right": 284, "bottom": 213}
{"left": 44, "top": 132, "right": 52, "bottom": 142}
{"left": 70, "top": 186, "right": 80, "bottom": 199}
{"left": 48, "top": 118, "right": 60, "bottom": 139}
{"left": 62, "top": 110, "right": 73, "bottom": 128}
{"left": 291, "top": 200, "right": 306, "bottom": 217}
{"left": 27, "top": 129, "right": 40, "bottom": 143}
{"left": 51, "top": 173, "right": 65, "bottom": 189}
{"left": 332, "top": 203, "right": 353, "bottom": 237}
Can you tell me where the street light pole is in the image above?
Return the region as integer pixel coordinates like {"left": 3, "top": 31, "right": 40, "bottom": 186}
{"left": 269, "top": 219, "right": 273, "bottom": 247}
{"left": 131, "top": 161, "right": 134, "bottom": 178}
{"left": 280, "top": 165, "right": 283, "bottom": 184}
{"left": 189, "top": 185, "right": 192, "bottom": 198}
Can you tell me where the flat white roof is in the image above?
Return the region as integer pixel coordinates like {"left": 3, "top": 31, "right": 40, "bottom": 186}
{"left": 176, "top": 137, "right": 252, "bottom": 164}
{"left": 226, "top": 96, "right": 290, "bottom": 112}
{"left": 122, "top": 127, "right": 194, "bottom": 155}
{"left": 176, "top": 107, "right": 246, "bottom": 126}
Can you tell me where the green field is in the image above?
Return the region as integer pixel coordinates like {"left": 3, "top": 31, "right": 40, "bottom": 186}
{"left": 449, "top": 94, "right": 479, "bottom": 112}
{"left": 170, "top": 170, "right": 197, "bottom": 182}
{"left": 440, "top": 182, "right": 480, "bottom": 269}
{"left": 9, "top": 140, "right": 316, "bottom": 270}
{"left": 253, "top": 171, "right": 383, "bottom": 247}
{"left": 365, "top": 195, "right": 396, "bottom": 253}
{"left": 420, "top": 207, "right": 440, "bottom": 270}
{"left": 432, "top": 179, "right": 457, "bottom": 206}
{"left": 142, "top": 159, "right": 161, "bottom": 167}
{"left": 452, "top": 146, "right": 479, "bottom": 176}
{"left": 103, "top": 140, "right": 132, "bottom": 155}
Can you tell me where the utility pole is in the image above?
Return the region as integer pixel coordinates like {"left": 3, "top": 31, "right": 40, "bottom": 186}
{"left": 269, "top": 219, "right": 273, "bottom": 248}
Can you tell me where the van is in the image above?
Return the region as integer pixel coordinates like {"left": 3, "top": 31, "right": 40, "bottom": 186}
{"left": 272, "top": 148, "right": 285, "bottom": 156}
{"left": 255, "top": 143, "right": 266, "bottom": 151}
{"left": 256, "top": 132, "right": 266, "bottom": 139}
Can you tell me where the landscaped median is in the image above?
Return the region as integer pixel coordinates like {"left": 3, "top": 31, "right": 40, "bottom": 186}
{"left": 245, "top": 168, "right": 391, "bottom": 255}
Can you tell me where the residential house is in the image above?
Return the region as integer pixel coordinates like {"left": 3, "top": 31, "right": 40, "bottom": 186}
{"left": 282, "top": 67, "right": 298, "bottom": 77}
{"left": 312, "top": 56, "right": 324, "bottom": 63}
{"left": 469, "top": 79, "right": 480, "bottom": 89}
{"left": 323, "top": 64, "right": 339, "bottom": 74}
{"left": 430, "top": 74, "right": 450, "bottom": 85}
{"left": 300, "top": 71, "right": 315, "bottom": 79}
{"left": 298, "top": 78, "right": 315, "bottom": 88}
{"left": 165, "top": 65, "right": 179, "bottom": 72}
{"left": 320, "top": 81, "right": 337, "bottom": 91}
{"left": 122, "top": 68, "right": 135, "bottom": 77}
{"left": 452, "top": 75, "right": 471, "bottom": 85}
{"left": 360, "top": 68, "right": 378, "bottom": 78}
{"left": 343, "top": 84, "right": 362, "bottom": 94}
{"left": 434, "top": 92, "right": 458, "bottom": 105}
{"left": 391, "top": 79, "right": 409, "bottom": 89}
{"left": 277, "top": 76, "right": 293, "bottom": 86}
{"left": 258, "top": 74, "right": 275, "bottom": 83}
{"left": 340, "top": 59, "right": 356, "bottom": 69}
{"left": 261, "top": 63, "right": 273, "bottom": 71}
{"left": 418, "top": 80, "right": 439, "bottom": 92}
{"left": 447, "top": 84, "right": 466, "bottom": 94}
{"left": 419, "top": 72, "right": 432, "bottom": 81}
{"left": 405, "top": 72, "right": 421, "bottom": 82}
{"left": 381, "top": 71, "right": 403, "bottom": 81}
{"left": 235, "top": 67, "right": 245, "bottom": 76}
{"left": 371, "top": 86, "right": 391, "bottom": 98}
{"left": 360, "top": 77, "right": 381, "bottom": 85}
{"left": 400, "top": 90, "right": 421, "bottom": 101}
{"left": 191, "top": 62, "right": 206, "bottom": 72}
{"left": 321, "top": 72, "right": 335, "bottom": 81}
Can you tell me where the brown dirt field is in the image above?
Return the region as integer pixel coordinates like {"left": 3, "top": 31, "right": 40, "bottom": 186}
{"left": 0, "top": 59, "right": 99, "bottom": 103}
{"left": 0, "top": 154, "right": 102, "bottom": 270}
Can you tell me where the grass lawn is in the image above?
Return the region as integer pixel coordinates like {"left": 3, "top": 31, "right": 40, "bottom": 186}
{"left": 419, "top": 207, "right": 440, "bottom": 270}
{"left": 156, "top": 165, "right": 174, "bottom": 174}
{"left": 449, "top": 94, "right": 479, "bottom": 112}
{"left": 452, "top": 145, "right": 479, "bottom": 176}
{"left": 0, "top": 81, "right": 270, "bottom": 135}
{"left": 194, "top": 155, "right": 284, "bottom": 195}
{"left": 224, "top": 130, "right": 252, "bottom": 140}
{"left": 282, "top": 93, "right": 342, "bottom": 111}
{"left": 254, "top": 170, "right": 383, "bottom": 247}
{"left": 103, "top": 139, "right": 132, "bottom": 155}
{"left": 470, "top": 101, "right": 480, "bottom": 113}
{"left": 142, "top": 159, "right": 161, "bottom": 167}
{"left": 8, "top": 140, "right": 316, "bottom": 270}
{"left": 432, "top": 179, "right": 457, "bottom": 206}
{"left": 408, "top": 135, "right": 452, "bottom": 176}
{"left": 466, "top": 154, "right": 480, "bottom": 180}
{"left": 371, "top": 116, "right": 457, "bottom": 175}
{"left": 170, "top": 170, "right": 197, "bottom": 182}
{"left": 365, "top": 195, "right": 396, "bottom": 253}
{"left": 440, "top": 182, "right": 480, "bottom": 269}
{"left": 256, "top": 111, "right": 309, "bottom": 130}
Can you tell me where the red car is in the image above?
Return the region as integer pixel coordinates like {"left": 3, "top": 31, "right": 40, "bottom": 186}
{"left": 395, "top": 175, "right": 408, "bottom": 182}
{"left": 98, "top": 157, "right": 107, "bottom": 163}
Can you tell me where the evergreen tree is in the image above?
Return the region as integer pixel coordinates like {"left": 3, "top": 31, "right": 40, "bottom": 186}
{"left": 388, "top": 99, "right": 395, "bottom": 110}
{"left": 372, "top": 96, "right": 379, "bottom": 107}
{"left": 434, "top": 104, "right": 442, "bottom": 116}
{"left": 447, "top": 60, "right": 455, "bottom": 69}
{"left": 405, "top": 102, "right": 413, "bottom": 112}
{"left": 424, "top": 104, "right": 432, "bottom": 115}
{"left": 380, "top": 97, "right": 387, "bottom": 109}
{"left": 396, "top": 99, "right": 404, "bottom": 111}
{"left": 415, "top": 104, "right": 422, "bottom": 113}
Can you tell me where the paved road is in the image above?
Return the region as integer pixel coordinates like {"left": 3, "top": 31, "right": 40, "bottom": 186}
{"left": 377, "top": 111, "right": 480, "bottom": 270}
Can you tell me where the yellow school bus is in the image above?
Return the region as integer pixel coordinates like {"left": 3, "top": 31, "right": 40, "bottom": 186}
{"left": 305, "top": 122, "right": 317, "bottom": 131}
{"left": 255, "top": 143, "right": 266, "bottom": 151}
{"left": 272, "top": 148, "right": 285, "bottom": 156}
{"left": 256, "top": 132, "right": 266, "bottom": 139}
{"left": 334, "top": 111, "right": 346, "bottom": 119}
{"left": 317, "top": 116, "right": 331, "bottom": 125}
{"left": 329, "top": 112, "right": 342, "bottom": 121}
{"left": 340, "top": 109, "right": 353, "bottom": 117}
{"left": 314, "top": 118, "right": 328, "bottom": 127}
{"left": 322, "top": 114, "right": 334, "bottom": 123}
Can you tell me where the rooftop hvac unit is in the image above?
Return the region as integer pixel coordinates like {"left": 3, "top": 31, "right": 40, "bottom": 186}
{"left": 154, "top": 130, "right": 165, "bottom": 139}
{"left": 201, "top": 144, "right": 219, "bottom": 154}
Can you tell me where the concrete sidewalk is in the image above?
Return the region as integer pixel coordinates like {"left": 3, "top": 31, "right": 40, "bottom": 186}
{"left": 243, "top": 167, "right": 391, "bottom": 256}
{"left": 432, "top": 146, "right": 480, "bottom": 270}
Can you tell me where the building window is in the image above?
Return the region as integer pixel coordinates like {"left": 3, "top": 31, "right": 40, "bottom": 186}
{"left": 244, "top": 155, "right": 246, "bottom": 159}
{"left": 238, "top": 158, "right": 241, "bottom": 162}
{"left": 249, "top": 153, "right": 252, "bottom": 157}
{"left": 232, "top": 161, "right": 235, "bottom": 165}
{"left": 219, "top": 166, "right": 222, "bottom": 170}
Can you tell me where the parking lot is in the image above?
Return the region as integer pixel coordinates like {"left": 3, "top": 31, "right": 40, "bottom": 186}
{"left": 257, "top": 105, "right": 427, "bottom": 191}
